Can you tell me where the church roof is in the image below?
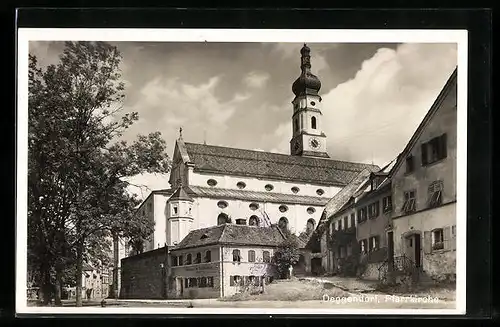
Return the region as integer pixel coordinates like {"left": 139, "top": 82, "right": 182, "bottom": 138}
{"left": 180, "top": 142, "right": 379, "bottom": 187}
{"left": 156, "top": 185, "right": 330, "bottom": 206}
{"left": 172, "top": 224, "right": 286, "bottom": 250}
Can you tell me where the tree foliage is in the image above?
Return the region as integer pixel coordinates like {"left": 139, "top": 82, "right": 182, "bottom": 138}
{"left": 273, "top": 235, "right": 301, "bottom": 279}
{"left": 27, "top": 41, "right": 170, "bottom": 306}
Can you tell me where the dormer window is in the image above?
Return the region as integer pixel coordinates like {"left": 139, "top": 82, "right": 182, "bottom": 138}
{"left": 200, "top": 233, "right": 208, "bottom": 240}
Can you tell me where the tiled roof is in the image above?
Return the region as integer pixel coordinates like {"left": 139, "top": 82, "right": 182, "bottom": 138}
{"left": 168, "top": 186, "right": 194, "bottom": 202}
{"left": 182, "top": 142, "right": 379, "bottom": 187}
{"left": 155, "top": 186, "right": 330, "bottom": 206}
{"left": 173, "top": 224, "right": 286, "bottom": 250}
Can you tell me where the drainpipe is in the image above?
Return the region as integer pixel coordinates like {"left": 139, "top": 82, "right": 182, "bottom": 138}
{"left": 220, "top": 245, "right": 224, "bottom": 298}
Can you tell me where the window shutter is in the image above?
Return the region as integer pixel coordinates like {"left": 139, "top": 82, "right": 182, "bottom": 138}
{"left": 423, "top": 231, "right": 432, "bottom": 254}
{"left": 451, "top": 226, "right": 456, "bottom": 250}
{"left": 421, "top": 143, "right": 428, "bottom": 166}
{"left": 440, "top": 134, "right": 448, "bottom": 159}
{"left": 443, "top": 226, "right": 451, "bottom": 250}
{"left": 230, "top": 276, "right": 234, "bottom": 286}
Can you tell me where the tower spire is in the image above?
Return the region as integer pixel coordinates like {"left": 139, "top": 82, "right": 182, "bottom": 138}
{"left": 179, "top": 127, "right": 183, "bottom": 140}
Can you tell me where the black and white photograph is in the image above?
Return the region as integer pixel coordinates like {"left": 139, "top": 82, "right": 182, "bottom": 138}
{"left": 16, "top": 29, "right": 467, "bottom": 315}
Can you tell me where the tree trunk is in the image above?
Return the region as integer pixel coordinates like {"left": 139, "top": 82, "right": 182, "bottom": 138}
{"left": 40, "top": 261, "right": 52, "bottom": 305}
{"left": 112, "top": 233, "right": 119, "bottom": 299}
{"left": 75, "top": 241, "right": 84, "bottom": 307}
{"left": 54, "top": 263, "right": 63, "bottom": 306}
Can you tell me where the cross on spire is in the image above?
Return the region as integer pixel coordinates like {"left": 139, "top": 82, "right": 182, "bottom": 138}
{"left": 179, "top": 127, "right": 183, "bottom": 140}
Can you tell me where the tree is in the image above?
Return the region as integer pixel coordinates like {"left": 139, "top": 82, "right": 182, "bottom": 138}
{"left": 273, "top": 235, "right": 301, "bottom": 279}
{"left": 28, "top": 41, "right": 170, "bottom": 306}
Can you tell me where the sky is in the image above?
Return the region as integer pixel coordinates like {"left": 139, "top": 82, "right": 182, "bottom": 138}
{"left": 29, "top": 41, "right": 457, "bottom": 199}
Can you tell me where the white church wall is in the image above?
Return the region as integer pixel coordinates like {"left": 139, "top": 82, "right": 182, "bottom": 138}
{"left": 188, "top": 171, "right": 341, "bottom": 199}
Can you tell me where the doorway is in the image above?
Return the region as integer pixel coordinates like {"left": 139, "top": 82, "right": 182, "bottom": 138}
{"left": 404, "top": 233, "right": 421, "bottom": 268}
{"left": 176, "top": 278, "right": 183, "bottom": 297}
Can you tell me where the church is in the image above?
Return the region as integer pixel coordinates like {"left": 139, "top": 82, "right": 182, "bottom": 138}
{"left": 117, "top": 45, "right": 380, "bottom": 299}
{"left": 137, "top": 44, "right": 378, "bottom": 251}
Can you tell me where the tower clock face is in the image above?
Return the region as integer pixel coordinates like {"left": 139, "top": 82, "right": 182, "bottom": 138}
{"left": 309, "top": 138, "right": 320, "bottom": 149}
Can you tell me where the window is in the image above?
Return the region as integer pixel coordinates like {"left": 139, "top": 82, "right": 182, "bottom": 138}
{"left": 306, "top": 218, "right": 316, "bottom": 233}
{"left": 232, "top": 249, "right": 241, "bottom": 262}
{"left": 310, "top": 101, "right": 316, "bottom": 106}
{"left": 279, "top": 205, "right": 288, "bottom": 213}
{"left": 217, "top": 201, "right": 228, "bottom": 209}
{"left": 171, "top": 255, "right": 177, "bottom": 266}
{"left": 422, "top": 134, "right": 447, "bottom": 165}
{"left": 382, "top": 196, "right": 393, "bottom": 213}
{"left": 178, "top": 255, "right": 183, "bottom": 266}
{"left": 369, "top": 236, "right": 380, "bottom": 252}
{"left": 350, "top": 213, "right": 355, "bottom": 228}
{"left": 338, "top": 219, "right": 342, "bottom": 230}
{"left": 263, "top": 251, "right": 271, "bottom": 263}
{"left": 186, "top": 254, "right": 192, "bottom": 265}
{"left": 248, "top": 250, "right": 256, "bottom": 262}
{"left": 278, "top": 217, "right": 289, "bottom": 231}
{"left": 402, "top": 190, "right": 416, "bottom": 213}
{"left": 307, "top": 207, "right": 316, "bottom": 214}
{"left": 359, "top": 239, "right": 368, "bottom": 254}
{"left": 217, "top": 213, "right": 230, "bottom": 225}
{"left": 294, "top": 118, "right": 299, "bottom": 132}
{"left": 172, "top": 205, "right": 178, "bottom": 215}
{"left": 249, "top": 203, "right": 259, "bottom": 211}
{"left": 184, "top": 278, "right": 189, "bottom": 288}
{"left": 316, "top": 189, "right": 325, "bottom": 196}
{"left": 428, "top": 181, "right": 444, "bottom": 208}
{"left": 205, "top": 250, "right": 212, "bottom": 263}
{"left": 311, "top": 116, "right": 317, "bottom": 129}
{"left": 343, "top": 216, "right": 348, "bottom": 229}
{"left": 207, "top": 179, "right": 217, "bottom": 187}
{"left": 230, "top": 275, "right": 242, "bottom": 286}
{"left": 357, "top": 207, "right": 368, "bottom": 223}
{"left": 236, "top": 218, "right": 247, "bottom": 225}
{"left": 249, "top": 216, "right": 260, "bottom": 226}
{"left": 265, "top": 184, "right": 274, "bottom": 191}
{"left": 291, "top": 187, "right": 300, "bottom": 194}
{"left": 405, "top": 155, "right": 415, "bottom": 173}
{"left": 207, "top": 276, "right": 214, "bottom": 288}
{"left": 236, "top": 181, "right": 246, "bottom": 189}
{"left": 195, "top": 252, "right": 202, "bottom": 264}
{"left": 199, "top": 277, "right": 207, "bottom": 288}
{"left": 432, "top": 229, "right": 444, "bottom": 250}
{"left": 368, "top": 201, "right": 380, "bottom": 219}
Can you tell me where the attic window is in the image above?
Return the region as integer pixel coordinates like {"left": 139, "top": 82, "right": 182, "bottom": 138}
{"left": 307, "top": 207, "right": 316, "bottom": 214}
{"left": 217, "top": 201, "right": 228, "bottom": 209}
{"left": 265, "top": 184, "right": 274, "bottom": 191}
{"left": 236, "top": 181, "right": 246, "bottom": 189}
{"left": 310, "top": 101, "right": 316, "bottom": 106}
{"left": 207, "top": 179, "right": 217, "bottom": 187}
{"left": 200, "top": 234, "right": 208, "bottom": 240}
{"left": 249, "top": 203, "right": 259, "bottom": 211}
{"left": 291, "top": 187, "right": 300, "bottom": 194}
{"left": 316, "top": 189, "right": 325, "bottom": 196}
{"left": 279, "top": 205, "right": 288, "bottom": 213}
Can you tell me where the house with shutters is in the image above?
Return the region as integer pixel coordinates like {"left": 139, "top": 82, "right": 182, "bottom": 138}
{"left": 386, "top": 67, "right": 457, "bottom": 283}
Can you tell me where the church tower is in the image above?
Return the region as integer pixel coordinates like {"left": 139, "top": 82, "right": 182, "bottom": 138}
{"left": 166, "top": 183, "right": 194, "bottom": 246}
{"left": 290, "top": 44, "right": 329, "bottom": 158}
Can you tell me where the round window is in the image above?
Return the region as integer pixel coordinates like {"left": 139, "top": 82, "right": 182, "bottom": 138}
{"left": 316, "top": 189, "right": 325, "bottom": 196}
{"left": 249, "top": 203, "right": 259, "bottom": 211}
{"left": 310, "top": 101, "right": 316, "bottom": 106}
{"left": 265, "top": 184, "right": 274, "bottom": 191}
{"left": 207, "top": 179, "right": 217, "bottom": 187}
{"left": 217, "top": 201, "right": 228, "bottom": 209}
{"left": 291, "top": 187, "right": 300, "bottom": 194}
{"left": 237, "top": 181, "right": 246, "bottom": 189}
{"left": 307, "top": 207, "right": 316, "bottom": 214}
{"left": 279, "top": 205, "right": 288, "bottom": 213}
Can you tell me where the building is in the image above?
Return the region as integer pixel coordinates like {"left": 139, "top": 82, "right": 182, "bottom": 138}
{"left": 386, "top": 67, "right": 457, "bottom": 283}
{"left": 120, "top": 224, "right": 286, "bottom": 299}
{"left": 128, "top": 44, "right": 379, "bottom": 272}
{"left": 66, "top": 262, "right": 110, "bottom": 300}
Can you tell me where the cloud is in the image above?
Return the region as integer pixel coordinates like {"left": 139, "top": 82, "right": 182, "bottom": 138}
{"left": 320, "top": 43, "right": 457, "bottom": 166}
{"left": 243, "top": 71, "right": 270, "bottom": 88}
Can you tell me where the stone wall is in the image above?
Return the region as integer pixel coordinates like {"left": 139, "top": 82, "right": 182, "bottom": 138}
{"left": 423, "top": 249, "right": 456, "bottom": 282}
{"left": 120, "top": 247, "right": 168, "bottom": 299}
{"left": 361, "top": 262, "right": 382, "bottom": 281}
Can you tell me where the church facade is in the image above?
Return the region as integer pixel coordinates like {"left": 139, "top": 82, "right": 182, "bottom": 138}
{"left": 136, "top": 44, "right": 379, "bottom": 253}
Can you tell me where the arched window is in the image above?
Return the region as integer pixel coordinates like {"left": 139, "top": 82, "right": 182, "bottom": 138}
{"left": 195, "top": 252, "right": 202, "bottom": 264}
{"left": 205, "top": 250, "right": 212, "bottom": 263}
{"left": 278, "top": 217, "right": 289, "bottom": 231}
{"left": 311, "top": 116, "right": 317, "bottom": 129}
{"left": 217, "top": 213, "right": 230, "bottom": 225}
{"left": 249, "top": 215, "right": 260, "bottom": 226}
{"left": 186, "top": 254, "right": 192, "bottom": 265}
{"left": 178, "top": 255, "right": 183, "bottom": 266}
{"left": 232, "top": 249, "right": 241, "bottom": 262}
{"left": 306, "top": 218, "right": 316, "bottom": 234}
{"left": 248, "top": 250, "right": 256, "bottom": 262}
